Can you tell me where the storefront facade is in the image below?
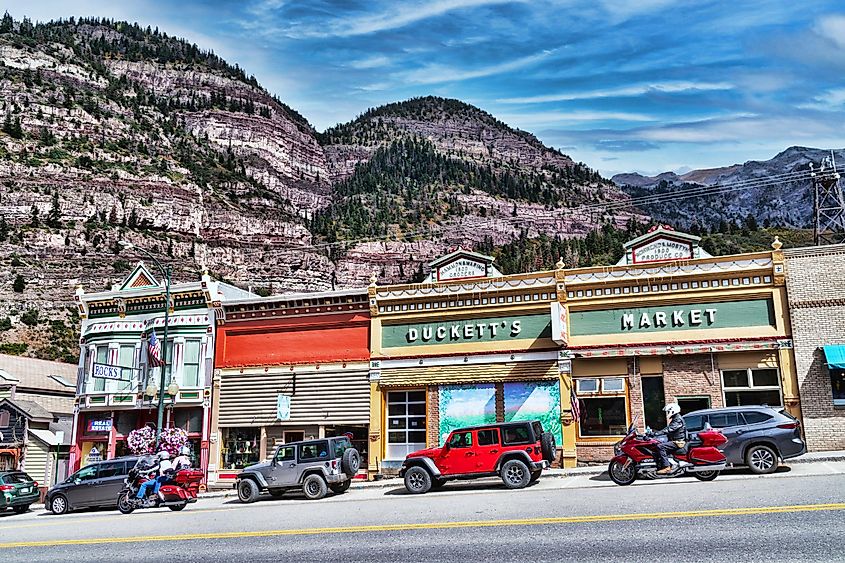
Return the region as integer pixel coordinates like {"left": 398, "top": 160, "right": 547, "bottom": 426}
{"left": 559, "top": 228, "right": 801, "bottom": 461}
{"left": 784, "top": 244, "right": 845, "bottom": 450}
{"left": 70, "top": 264, "right": 245, "bottom": 476}
{"left": 368, "top": 250, "right": 573, "bottom": 476}
{"left": 209, "top": 289, "right": 371, "bottom": 487}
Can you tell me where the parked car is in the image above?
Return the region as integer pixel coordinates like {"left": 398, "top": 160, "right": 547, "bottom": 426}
{"left": 236, "top": 436, "right": 361, "bottom": 502}
{"left": 46, "top": 456, "right": 139, "bottom": 515}
{"left": 0, "top": 471, "right": 40, "bottom": 514}
{"left": 683, "top": 406, "right": 805, "bottom": 474}
{"left": 400, "top": 420, "right": 556, "bottom": 494}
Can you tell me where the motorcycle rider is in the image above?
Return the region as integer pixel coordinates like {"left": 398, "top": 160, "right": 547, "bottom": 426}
{"left": 135, "top": 450, "right": 173, "bottom": 503}
{"left": 652, "top": 402, "right": 687, "bottom": 474}
{"left": 172, "top": 445, "right": 192, "bottom": 471}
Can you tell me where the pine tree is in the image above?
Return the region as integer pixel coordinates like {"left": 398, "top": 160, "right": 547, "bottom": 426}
{"left": 47, "top": 191, "right": 61, "bottom": 227}
{"left": 0, "top": 216, "right": 7, "bottom": 242}
{"left": 30, "top": 204, "right": 39, "bottom": 227}
{"left": 13, "top": 274, "right": 25, "bottom": 293}
{"left": 0, "top": 12, "right": 12, "bottom": 34}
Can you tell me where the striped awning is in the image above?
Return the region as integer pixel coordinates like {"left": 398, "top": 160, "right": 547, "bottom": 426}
{"left": 823, "top": 345, "right": 845, "bottom": 370}
{"left": 378, "top": 361, "right": 557, "bottom": 388}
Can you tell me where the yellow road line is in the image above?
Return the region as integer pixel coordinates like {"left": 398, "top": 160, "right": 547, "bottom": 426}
{"left": 2, "top": 503, "right": 844, "bottom": 549}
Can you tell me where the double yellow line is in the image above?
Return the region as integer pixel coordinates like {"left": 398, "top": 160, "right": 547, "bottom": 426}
{"left": 2, "top": 502, "right": 844, "bottom": 549}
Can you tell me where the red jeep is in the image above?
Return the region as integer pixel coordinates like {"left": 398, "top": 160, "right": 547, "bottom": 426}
{"left": 400, "top": 420, "right": 556, "bottom": 493}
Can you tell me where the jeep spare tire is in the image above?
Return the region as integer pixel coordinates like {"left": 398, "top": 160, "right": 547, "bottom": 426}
{"left": 541, "top": 432, "right": 556, "bottom": 463}
{"left": 342, "top": 447, "right": 361, "bottom": 477}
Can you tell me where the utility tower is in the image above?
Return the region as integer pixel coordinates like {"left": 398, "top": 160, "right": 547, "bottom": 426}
{"left": 811, "top": 151, "right": 845, "bottom": 246}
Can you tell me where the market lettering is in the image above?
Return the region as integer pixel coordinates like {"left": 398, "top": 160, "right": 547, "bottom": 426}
{"left": 406, "top": 320, "right": 523, "bottom": 343}
{"left": 622, "top": 309, "right": 718, "bottom": 331}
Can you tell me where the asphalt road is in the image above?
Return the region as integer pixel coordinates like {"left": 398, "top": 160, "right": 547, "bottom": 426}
{"left": 1, "top": 462, "right": 844, "bottom": 562}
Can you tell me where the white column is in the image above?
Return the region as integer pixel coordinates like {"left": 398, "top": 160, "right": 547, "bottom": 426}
{"left": 173, "top": 337, "right": 185, "bottom": 387}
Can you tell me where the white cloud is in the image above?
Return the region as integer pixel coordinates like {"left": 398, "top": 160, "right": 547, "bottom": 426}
{"left": 500, "top": 110, "right": 656, "bottom": 125}
{"left": 497, "top": 81, "right": 734, "bottom": 104}
{"left": 400, "top": 49, "right": 555, "bottom": 85}
{"left": 348, "top": 55, "right": 392, "bottom": 69}
{"left": 816, "top": 14, "right": 845, "bottom": 49}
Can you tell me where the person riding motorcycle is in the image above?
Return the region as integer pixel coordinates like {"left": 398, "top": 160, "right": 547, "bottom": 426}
{"left": 652, "top": 402, "right": 687, "bottom": 474}
{"left": 135, "top": 450, "right": 173, "bottom": 503}
{"left": 172, "top": 445, "right": 192, "bottom": 471}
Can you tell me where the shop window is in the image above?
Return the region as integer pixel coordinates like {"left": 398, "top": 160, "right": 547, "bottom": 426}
{"left": 477, "top": 429, "right": 499, "bottom": 446}
{"left": 831, "top": 369, "right": 845, "bottom": 407}
{"left": 174, "top": 408, "right": 204, "bottom": 434}
{"left": 182, "top": 339, "right": 202, "bottom": 387}
{"left": 221, "top": 428, "right": 260, "bottom": 470}
{"left": 386, "top": 390, "right": 427, "bottom": 460}
{"left": 115, "top": 412, "right": 138, "bottom": 436}
{"left": 576, "top": 377, "right": 629, "bottom": 437}
{"left": 721, "top": 368, "right": 782, "bottom": 407}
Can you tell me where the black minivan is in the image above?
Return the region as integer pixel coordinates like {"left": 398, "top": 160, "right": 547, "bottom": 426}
{"left": 46, "top": 456, "right": 139, "bottom": 515}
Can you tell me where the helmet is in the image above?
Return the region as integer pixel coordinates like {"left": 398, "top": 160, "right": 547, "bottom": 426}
{"left": 158, "top": 450, "right": 171, "bottom": 460}
{"left": 179, "top": 445, "right": 191, "bottom": 456}
{"left": 663, "top": 402, "right": 681, "bottom": 417}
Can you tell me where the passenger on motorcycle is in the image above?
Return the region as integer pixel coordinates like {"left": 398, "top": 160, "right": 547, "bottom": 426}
{"left": 652, "top": 402, "right": 686, "bottom": 474}
{"left": 135, "top": 450, "right": 173, "bottom": 501}
{"left": 172, "top": 445, "right": 192, "bottom": 471}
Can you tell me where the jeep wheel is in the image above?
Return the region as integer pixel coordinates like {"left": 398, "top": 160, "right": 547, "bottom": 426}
{"left": 302, "top": 474, "right": 328, "bottom": 500}
{"left": 501, "top": 459, "right": 531, "bottom": 489}
{"left": 341, "top": 447, "right": 361, "bottom": 477}
{"left": 541, "top": 432, "right": 557, "bottom": 463}
{"left": 404, "top": 466, "right": 432, "bottom": 494}
{"left": 330, "top": 480, "right": 351, "bottom": 494}
{"left": 237, "top": 479, "right": 260, "bottom": 504}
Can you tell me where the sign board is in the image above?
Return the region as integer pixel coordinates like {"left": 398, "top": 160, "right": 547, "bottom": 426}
{"left": 632, "top": 237, "right": 693, "bottom": 263}
{"left": 382, "top": 313, "right": 552, "bottom": 348}
{"left": 55, "top": 431, "right": 65, "bottom": 445}
{"left": 276, "top": 394, "right": 291, "bottom": 421}
{"left": 92, "top": 362, "right": 123, "bottom": 380}
{"left": 550, "top": 302, "right": 569, "bottom": 346}
{"left": 86, "top": 419, "right": 112, "bottom": 433}
{"left": 437, "top": 258, "right": 487, "bottom": 282}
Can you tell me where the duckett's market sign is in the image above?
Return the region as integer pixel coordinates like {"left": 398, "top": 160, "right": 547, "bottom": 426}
{"left": 569, "top": 298, "right": 775, "bottom": 336}
{"left": 382, "top": 314, "right": 551, "bottom": 348}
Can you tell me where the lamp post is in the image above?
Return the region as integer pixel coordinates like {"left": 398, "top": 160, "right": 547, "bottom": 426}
{"left": 119, "top": 240, "right": 171, "bottom": 450}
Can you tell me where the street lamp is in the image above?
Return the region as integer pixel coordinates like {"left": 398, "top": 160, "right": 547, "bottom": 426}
{"left": 119, "top": 240, "right": 172, "bottom": 450}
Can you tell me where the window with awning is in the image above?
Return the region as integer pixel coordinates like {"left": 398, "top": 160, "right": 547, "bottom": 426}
{"left": 823, "top": 346, "right": 845, "bottom": 407}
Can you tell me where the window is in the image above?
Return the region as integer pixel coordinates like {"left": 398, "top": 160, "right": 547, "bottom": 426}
{"left": 721, "top": 368, "right": 782, "bottom": 407}
{"left": 829, "top": 369, "right": 845, "bottom": 407}
{"left": 0, "top": 409, "right": 9, "bottom": 427}
{"left": 477, "top": 429, "right": 499, "bottom": 446}
{"left": 93, "top": 346, "right": 108, "bottom": 392}
{"left": 275, "top": 446, "right": 295, "bottom": 462}
{"left": 386, "top": 391, "right": 427, "bottom": 459}
{"left": 221, "top": 428, "right": 260, "bottom": 470}
{"left": 1, "top": 472, "right": 32, "bottom": 484}
{"left": 448, "top": 431, "right": 473, "bottom": 449}
{"left": 708, "top": 412, "right": 740, "bottom": 429}
{"left": 332, "top": 437, "right": 351, "bottom": 458}
{"left": 684, "top": 415, "right": 705, "bottom": 432}
{"left": 502, "top": 425, "right": 531, "bottom": 445}
{"left": 116, "top": 345, "right": 135, "bottom": 391}
{"left": 742, "top": 411, "right": 773, "bottom": 425}
{"left": 298, "top": 442, "right": 329, "bottom": 460}
{"left": 97, "top": 461, "right": 126, "bottom": 478}
{"left": 115, "top": 412, "right": 138, "bottom": 436}
{"left": 576, "top": 377, "right": 629, "bottom": 437}
{"left": 72, "top": 465, "right": 98, "bottom": 482}
{"left": 174, "top": 408, "right": 203, "bottom": 434}
{"left": 182, "top": 339, "right": 202, "bottom": 387}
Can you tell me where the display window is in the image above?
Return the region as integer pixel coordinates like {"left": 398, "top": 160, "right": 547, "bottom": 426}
{"left": 575, "top": 377, "right": 629, "bottom": 437}
{"left": 385, "top": 390, "right": 426, "bottom": 460}
{"left": 220, "top": 428, "right": 260, "bottom": 469}
{"left": 721, "top": 368, "right": 782, "bottom": 407}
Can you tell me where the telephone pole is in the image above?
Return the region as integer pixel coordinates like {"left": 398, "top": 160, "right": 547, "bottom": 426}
{"left": 812, "top": 151, "right": 845, "bottom": 246}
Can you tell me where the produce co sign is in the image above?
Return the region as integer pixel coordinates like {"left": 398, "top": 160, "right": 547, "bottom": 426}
{"left": 569, "top": 299, "right": 775, "bottom": 336}
{"left": 437, "top": 258, "right": 488, "bottom": 281}
{"left": 382, "top": 314, "right": 552, "bottom": 348}
{"left": 632, "top": 237, "right": 693, "bottom": 263}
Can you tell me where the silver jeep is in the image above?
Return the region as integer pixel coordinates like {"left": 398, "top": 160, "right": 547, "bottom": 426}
{"left": 236, "top": 436, "right": 361, "bottom": 502}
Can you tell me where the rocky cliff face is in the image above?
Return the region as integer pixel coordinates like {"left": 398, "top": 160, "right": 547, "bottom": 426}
{"left": 0, "top": 17, "right": 632, "bottom": 362}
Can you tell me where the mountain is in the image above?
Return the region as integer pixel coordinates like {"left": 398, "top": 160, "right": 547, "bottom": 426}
{"left": 0, "top": 16, "right": 631, "bottom": 362}
{"left": 611, "top": 147, "right": 845, "bottom": 230}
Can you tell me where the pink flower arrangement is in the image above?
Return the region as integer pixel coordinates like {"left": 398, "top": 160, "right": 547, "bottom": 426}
{"left": 127, "top": 426, "right": 189, "bottom": 456}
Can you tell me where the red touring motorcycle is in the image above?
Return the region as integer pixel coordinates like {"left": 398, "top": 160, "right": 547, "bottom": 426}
{"left": 608, "top": 418, "right": 728, "bottom": 486}
{"left": 118, "top": 466, "right": 204, "bottom": 514}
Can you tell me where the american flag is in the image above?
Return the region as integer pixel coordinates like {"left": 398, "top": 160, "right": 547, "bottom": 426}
{"left": 147, "top": 329, "right": 165, "bottom": 368}
{"left": 570, "top": 385, "right": 581, "bottom": 423}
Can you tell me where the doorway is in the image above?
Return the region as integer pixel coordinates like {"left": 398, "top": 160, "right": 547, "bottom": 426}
{"left": 642, "top": 376, "right": 665, "bottom": 431}
{"left": 283, "top": 431, "right": 304, "bottom": 444}
{"left": 677, "top": 396, "right": 711, "bottom": 415}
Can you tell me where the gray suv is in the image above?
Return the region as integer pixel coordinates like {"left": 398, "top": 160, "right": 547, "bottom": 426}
{"left": 683, "top": 406, "right": 805, "bottom": 474}
{"left": 236, "top": 436, "right": 361, "bottom": 502}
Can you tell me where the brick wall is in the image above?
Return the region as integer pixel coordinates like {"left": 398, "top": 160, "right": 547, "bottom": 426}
{"left": 785, "top": 247, "right": 845, "bottom": 450}
{"left": 427, "top": 385, "right": 440, "bottom": 448}
{"left": 663, "top": 354, "right": 724, "bottom": 409}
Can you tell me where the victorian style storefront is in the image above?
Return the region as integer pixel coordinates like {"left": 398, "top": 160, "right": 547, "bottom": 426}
{"left": 559, "top": 228, "right": 801, "bottom": 462}
{"left": 209, "top": 289, "right": 371, "bottom": 487}
{"left": 70, "top": 264, "right": 249, "bottom": 475}
{"left": 367, "top": 249, "right": 573, "bottom": 476}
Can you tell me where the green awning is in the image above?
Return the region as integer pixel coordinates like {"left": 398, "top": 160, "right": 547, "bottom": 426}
{"left": 823, "top": 345, "right": 845, "bottom": 370}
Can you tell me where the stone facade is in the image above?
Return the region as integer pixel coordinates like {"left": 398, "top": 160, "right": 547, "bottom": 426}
{"left": 784, "top": 245, "right": 845, "bottom": 451}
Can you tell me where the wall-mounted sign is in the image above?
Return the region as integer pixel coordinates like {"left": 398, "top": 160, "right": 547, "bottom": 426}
{"left": 437, "top": 258, "right": 488, "bottom": 282}
{"left": 382, "top": 314, "right": 552, "bottom": 348}
{"left": 569, "top": 299, "right": 775, "bottom": 336}
{"left": 276, "top": 394, "right": 291, "bottom": 421}
{"left": 550, "top": 302, "right": 569, "bottom": 346}
{"left": 632, "top": 237, "right": 693, "bottom": 263}
{"left": 92, "top": 362, "right": 123, "bottom": 380}
{"left": 87, "top": 419, "right": 112, "bottom": 432}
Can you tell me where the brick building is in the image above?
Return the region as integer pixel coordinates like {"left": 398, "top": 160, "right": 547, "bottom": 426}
{"left": 784, "top": 245, "right": 845, "bottom": 450}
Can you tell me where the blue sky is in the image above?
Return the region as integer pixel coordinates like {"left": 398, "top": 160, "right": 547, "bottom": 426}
{"left": 4, "top": 0, "right": 845, "bottom": 176}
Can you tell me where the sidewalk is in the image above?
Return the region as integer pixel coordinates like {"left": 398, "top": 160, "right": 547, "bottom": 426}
{"left": 198, "top": 449, "right": 845, "bottom": 498}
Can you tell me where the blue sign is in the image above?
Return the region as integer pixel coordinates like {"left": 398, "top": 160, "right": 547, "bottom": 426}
{"left": 92, "top": 363, "right": 123, "bottom": 380}
{"left": 276, "top": 394, "right": 291, "bottom": 421}
{"left": 87, "top": 419, "right": 113, "bottom": 432}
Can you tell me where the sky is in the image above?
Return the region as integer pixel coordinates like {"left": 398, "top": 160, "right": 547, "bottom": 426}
{"left": 3, "top": 0, "right": 845, "bottom": 176}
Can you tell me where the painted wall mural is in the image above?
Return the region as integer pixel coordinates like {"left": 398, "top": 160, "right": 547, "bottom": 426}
{"left": 504, "top": 381, "right": 562, "bottom": 443}
{"left": 438, "top": 384, "right": 496, "bottom": 445}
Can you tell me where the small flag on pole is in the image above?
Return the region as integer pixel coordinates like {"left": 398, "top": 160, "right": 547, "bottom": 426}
{"left": 147, "top": 329, "right": 165, "bottom": 368}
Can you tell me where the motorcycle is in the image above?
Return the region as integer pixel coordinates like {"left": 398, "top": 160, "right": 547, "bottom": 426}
{"left": 608, "top": 417, "right": 728, "bottom": 486}
{"left": 117, "top": 466, "right": 204, "bottom": 514}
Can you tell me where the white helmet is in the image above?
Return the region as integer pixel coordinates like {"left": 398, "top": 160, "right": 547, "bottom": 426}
{"left": 158, "top": 450, "right": 171, "bottom": 460}
{"left": 179, "top": 445, "right": 191, "bottom": 456}
{"left": 663, "top": 402, "right": 681, "bottom": 417}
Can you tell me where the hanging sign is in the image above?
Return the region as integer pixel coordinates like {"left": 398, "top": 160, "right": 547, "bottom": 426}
{"left": 276, "top": 394, "right": 291, "bottom": 421}
{"left": 92, "top": 362, "right": 123, "bottom": 380}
